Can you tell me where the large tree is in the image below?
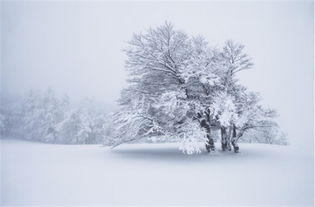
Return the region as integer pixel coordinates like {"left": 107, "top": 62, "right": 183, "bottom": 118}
{"left": 110, "top": 23, "right": 284, "bottom": 154}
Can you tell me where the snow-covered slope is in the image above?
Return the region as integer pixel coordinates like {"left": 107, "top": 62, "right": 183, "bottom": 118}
{"left": 0, "top": 139, "right": 313, "bottom": 206}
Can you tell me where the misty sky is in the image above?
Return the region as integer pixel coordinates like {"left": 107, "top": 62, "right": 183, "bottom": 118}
{"left": 0, "top": 1, "right": 313, "bottom": 148}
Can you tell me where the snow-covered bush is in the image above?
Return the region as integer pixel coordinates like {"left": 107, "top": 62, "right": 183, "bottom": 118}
{"left": 178, "top": 121, "right": 207, "bottom": 154}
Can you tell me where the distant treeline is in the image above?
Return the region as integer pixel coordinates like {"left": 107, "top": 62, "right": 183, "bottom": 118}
{"left": 0, "top": 89, "right": 112, "bottom": 144}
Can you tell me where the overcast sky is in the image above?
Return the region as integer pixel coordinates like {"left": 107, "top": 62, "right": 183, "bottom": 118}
{"left": 1, "top": 0, "right": 313, "bottom": 148}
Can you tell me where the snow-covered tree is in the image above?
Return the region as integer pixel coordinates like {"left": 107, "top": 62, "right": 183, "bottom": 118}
{"left": 111, "top": 22, "right": 285, "bottom": 154}
{"left": 21, "top": 89, "right": 67, "bottom": 142}
{"left": 56, "top": 104, "right": 108, "bottom": 144}
{"left": 0, "top": 113, "right": 6, "bottom": 136}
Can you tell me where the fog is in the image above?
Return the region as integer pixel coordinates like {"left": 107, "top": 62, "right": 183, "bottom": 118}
{"left": 1, "top": 1, "right": 313, "bottom": 149}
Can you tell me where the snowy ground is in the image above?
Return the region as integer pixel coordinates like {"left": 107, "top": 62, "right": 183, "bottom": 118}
{"left": 0, "top": 139, "right": 313, "bottom": 206}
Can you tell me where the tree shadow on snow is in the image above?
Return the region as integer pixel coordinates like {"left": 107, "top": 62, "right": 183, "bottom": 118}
{"left": 108, "top": 144, "right": 264, "bottom": 163}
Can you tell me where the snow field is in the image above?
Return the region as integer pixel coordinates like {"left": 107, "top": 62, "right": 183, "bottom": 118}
{"left": 1, "top": 139, "right": 313, "bottom": 206}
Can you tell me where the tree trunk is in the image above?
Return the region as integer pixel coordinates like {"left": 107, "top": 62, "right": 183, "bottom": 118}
{"left": 205, "top": 111, "right": 215, "bottom": 152}
{"left": 203, "top": 120, "right": 214, "bottom": 152}
{"left": 231, "top": 124, "right": 240, "bottom": 153}
{"left": 226, "top": 126, "right": 232, "bottom": 151}
{"left": 205, "top": 130, "right": 215, "bottom": 152}
{"left": 221, "top": 126, "right": 227, "bottom": 151}
{"left": 198, "top": 113, "right": 215, "bottom": 152}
